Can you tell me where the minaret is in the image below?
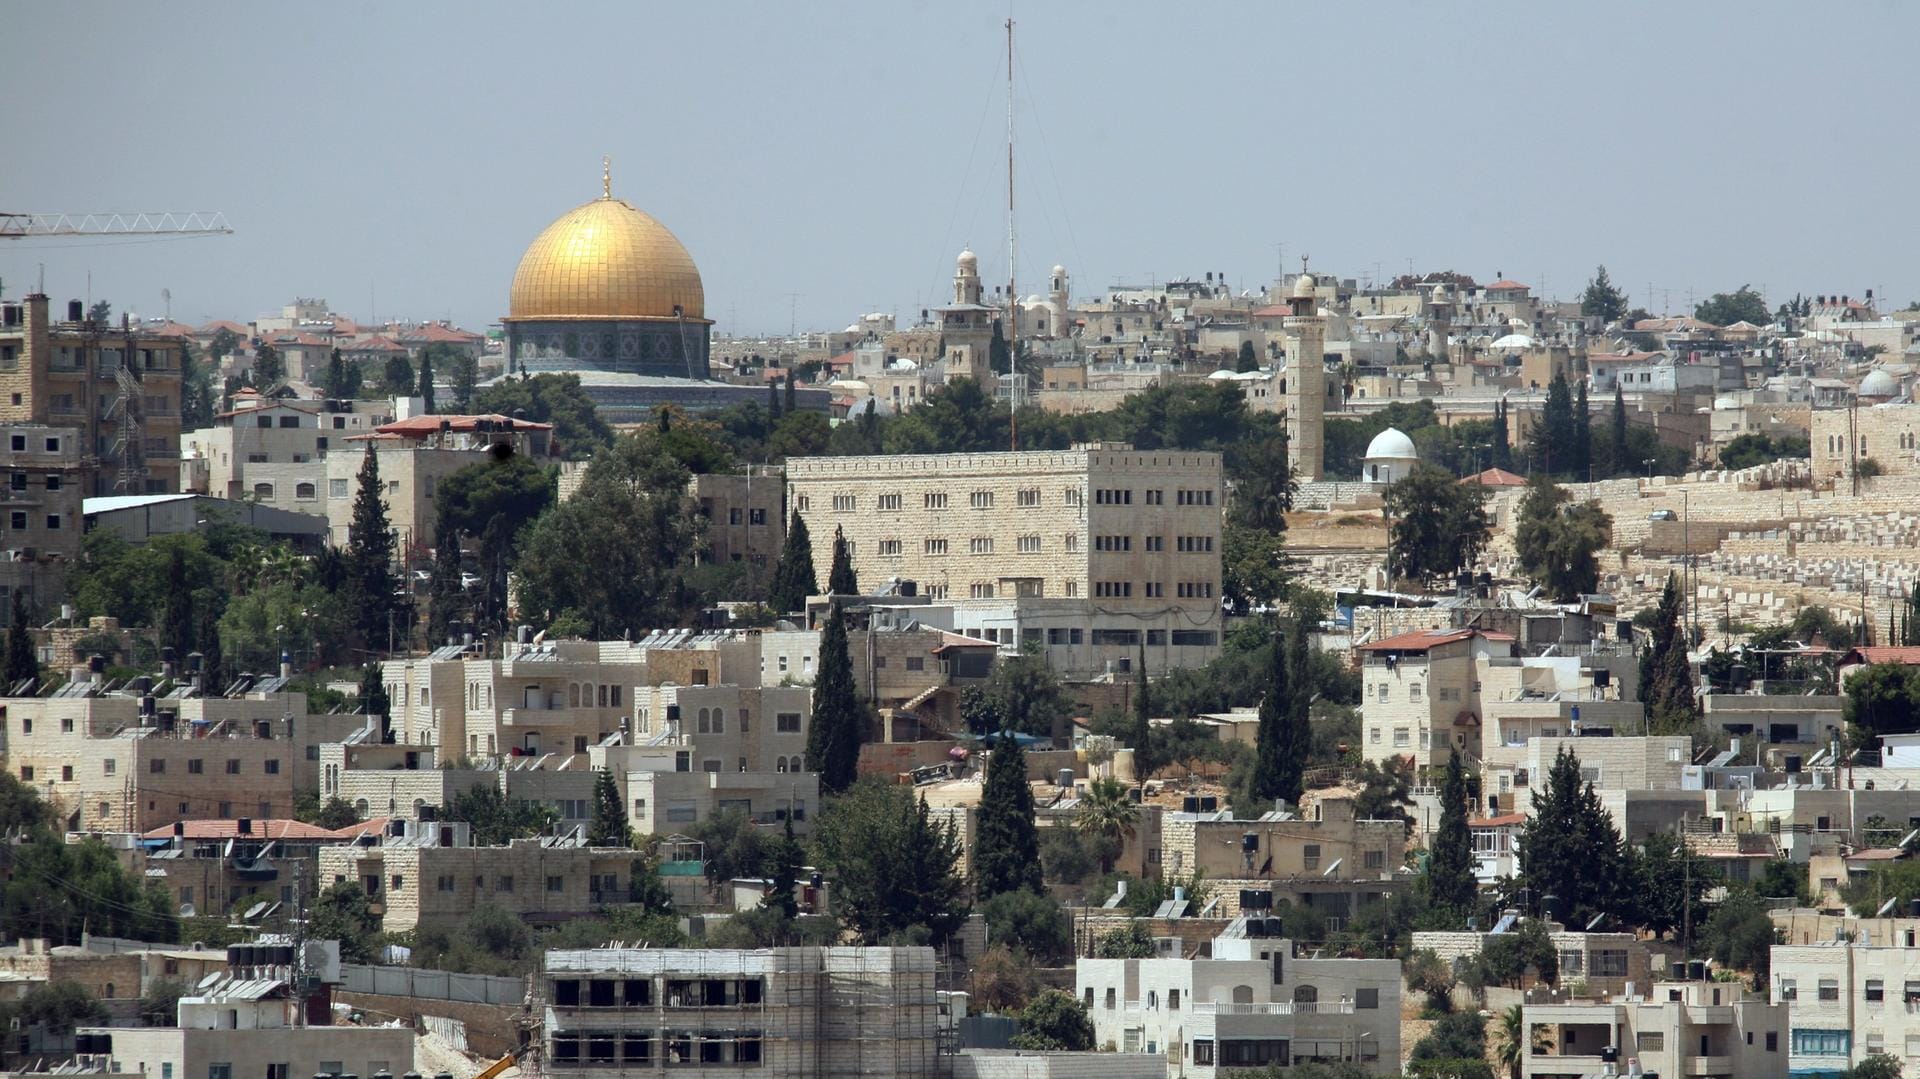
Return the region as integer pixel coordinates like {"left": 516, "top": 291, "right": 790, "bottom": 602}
{"left": 955, "top": 249, "right": 983, "bottom": 305}
{"left": 1427, "top": 282, "right": 1453, "bottom": 362}
{"left": 1049, "top": 264, "right": 1069, "bottom": 338}
{"left": 1284, "top": 269, "right": 1326, "bottom": 482}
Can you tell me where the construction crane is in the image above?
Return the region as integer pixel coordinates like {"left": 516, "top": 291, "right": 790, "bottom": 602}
{"left": 0, "top": 210, "right": 232, "bottom": 239}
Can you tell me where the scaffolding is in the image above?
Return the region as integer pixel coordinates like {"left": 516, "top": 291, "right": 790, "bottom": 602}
{"left": 540, "top": 946, "right": 949, "bottom": 1078}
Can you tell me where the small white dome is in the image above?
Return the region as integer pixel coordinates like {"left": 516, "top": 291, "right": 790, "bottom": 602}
{"left": 1860, "top": 370, "right": 1897, "bottom": 396}
{"left": 1052, "top": 264, "right": 1066, "bottom": 276}
{"left": 1713, "top": 395, "right": 1740, "bottom": 411}
{"left": 1491, "top": 333, "right": 1534, "bottom": 350}
{"left": 1430, "top": 283, "right": 1452, "bottom": 304}
{"left": 1508, "top": 316, "right": 1529, "bottom": 330}
{"left": 957, "top": 249, "right": 978, "bottom": 268}
{"left": 1291, "top": 273, "right": 1318, "bottom": 299}
{"left": 1365, "top": 427, "right": 1418, "bottom": 461}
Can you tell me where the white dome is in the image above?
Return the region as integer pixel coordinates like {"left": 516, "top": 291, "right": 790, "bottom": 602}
{"left": 1291, "top": 273, "right": 1317, "bottom": 299}
{"left": 1860, "top": 370, "right": 1897, "bottom": 396}
{"left": 1365, "top": 427, "right": 1418, "bottom": 461}
{"left": 1052, "top": 264, "right": 1066, "bottom": 276}
{"left": 957, "top": 249, "right": 978, "bottom": 268}
{"left": 1713, "top": 395, "right": 1740, "bottom": 411}
{"left": 1491, "top": 333, "right": 1534, "bottom": 350}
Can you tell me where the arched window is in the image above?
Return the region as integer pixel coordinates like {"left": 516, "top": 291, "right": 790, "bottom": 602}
{"left": 354, "top": 798, "right": 369, "bottom": 817}
{"left": 569, "top": 684, "right": 580, "bottom": 708}
{"left": 1293, "top": 985, "right": 1318, "bottom": 1008}
{"left": 698, "top": 708, "right": 711, "bottom": 733}
{"left": 253, "top": 482, "right": 274, "bottom": 500}
{"left": 1231, "top": 985, "right": 1254, "bottom": 1004}
{"left": 776, "top": 758, "right": 788, "bottom": 773}
{"left": 295, "top": 482, "right": 316, "bottom": 500}
{"left": 598, "top": 685, "right": 608, "bottom": 707}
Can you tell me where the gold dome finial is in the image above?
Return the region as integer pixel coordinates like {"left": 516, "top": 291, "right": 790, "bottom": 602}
{"left": 602, "top": 155, "right": 611, "bottom": 200}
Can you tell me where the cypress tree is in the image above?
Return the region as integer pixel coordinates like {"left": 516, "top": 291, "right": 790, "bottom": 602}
{"left": 1518, "top": 746, "right": 1627, "bottom": 925}
{"left": 1533, "top": 371, "right": 1574, "bottom": 476}
{"left": 416, "top": 349, "right": 435, "bottom": 412}
{"left": 974, "top": 731, "right": 1044, "bottom": 899}
{"left": 785, "top": 372, "right": 798, "bottom": 415}
{"left": 1251, "top": 627, "right": 1293, "bottom": 805}
{"left": 1130, "top": 643, "right": 1153, "bottom": 778}
{"left": 767, "top": 816, "right": 801, "bottom": 921}
{"left": 827, "top": 525, "right": 858, "bottom": 596}
{"left": 1429, "top": 748, "right": 1478, "bottom": 916}
{"left": 160, "top": 547, "right": 195, "bottom": 663}
{"left": 358, "top": 663, "right": 390, "bottom": 740}
{"left": 768, "top": 377, "right": 783, "bottom": 421}
{"left": 805, "top": 603, "right": 865, "bottom": 793}
{"left": 1280, "top": 621, "right": 1313, "bottom": 804}
{"left": 426, "top": 508, "right": 464, "bottom": 646}
{"left": 588, "top": 769, "right": 630, "bottom": 847}
{"left": 769, "top": 511, "right": 818, "bottom": 614}
{"left": 1574, "top": 378, "right": 1592, "bottom": 480}
{"left": 346, "top": 444, "right": 398, "bottom": 651}
{"left": 1640, "top": 573, "right": 1690, "bottom": 729}
{"left": 1491, "top": 398, "right": 1512, "bottom": 470}
{"left": 4, "top": 590, "right": 35, "bottom": 688}
{"left": 1611, "top": 385, "right": 1629, "bottom": 477}
{"left": 323, "top": 347, "right": 349, "bottom": 400}
{"left": 195, "top": 605, "right": 225, "bottom": 693}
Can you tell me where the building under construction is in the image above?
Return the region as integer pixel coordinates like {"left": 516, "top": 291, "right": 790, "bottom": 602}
{"left": 543, "top": 946, "right": 950, "bottom": 1078}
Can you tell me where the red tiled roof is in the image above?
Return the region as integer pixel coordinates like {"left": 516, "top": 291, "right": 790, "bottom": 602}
{"left": 1484, "top": 279, "right": 1530, "bottom": 291}
{"left": 1358, "top": 628, "right": 1513, "bottom": 653}
{"left": 198, "top": 320, "right": 250, "bottom": 336}
{"left": 344, "top": 335, "right": 407, "bottom": 353}
{"left": 142, "top": 819, "right": 353, "bottom": 841}
{"left": 1844, "top": 647, "right": 1920, "bottom": 667}
{"left": 1465, "top": 467, "right": 1528, "bottom": 487}
{"left": 1471, "top": 813, "right": 1525, "bottom": 828}
{"left": 1250, "top": 305, "right": 1290, "bottom": 318}
{"left": 375, "top": 413, "right": 553, "bottom": 436}
{"left": 147, "top": 321, "right": 199, "bottom": 339}
{"left": 932, "top": 631, "right": 999, "bottom": 653}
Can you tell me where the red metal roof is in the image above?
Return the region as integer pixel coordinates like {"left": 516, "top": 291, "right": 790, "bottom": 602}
{"left": 1358, "top": 628, "right": 1513, "bottom": 653}
{"left": 1470, "top": 813, "right": 1525, "bottom": 828}
{"left": 1484, "top": 279, "right": 1530, "bottom": 291}
{"left": 1844, "top": 647, "right": 1920, "bottom": 667}
{"left": 142, "top": 819, "right": 358, "bottom": 841}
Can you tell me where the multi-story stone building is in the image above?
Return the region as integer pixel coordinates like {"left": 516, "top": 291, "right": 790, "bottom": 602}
{"left": 0, "top": 422, "right": 85, "bottom": 610}
{"left": 328, "top": 413, "right": 555, "bottom": 555}
{"left": 1159, "top": 796, "right": 1409, "bottom": 931}
{"left": 0, "top": 294, "right": 184, "bottom": 497}
{"left": 1, "top": 687, "right": 363, "bottom": 832}
{"left": 541, "top": 946, "right": 946, "bottom": 1079}
{"left": 787, "top": 443, "right": 1225, "bottom": 677}
{"left": 1076, "top": 918, "right": 1401, "bottom": 1076}
{"left": 317, "top": 830, "right": 640, "bottom": 933}
{"left": 1771, "top": 938, "right": 1920, "bottom": 1072}
{"left": 1811, "top": 401, "right": 1920, "bottom": 481}
{"left": 180, "top": 395, "right": 392, "bottom": 514}
{"left": 691, "top": 468, "right": 784, "bottom": 568}
{"left": 1357, "top": 628, "right": 1513, "bottom": 776}
{"left": 1523, "top": 980, "right": 1787, "bottom": 1079}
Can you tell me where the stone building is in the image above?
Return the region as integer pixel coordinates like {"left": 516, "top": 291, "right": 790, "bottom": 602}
{"left": 0, "top": 294, "right": 184, "bottom": 496}
{"left": 541, "top": 946, "right": 946, "bottom": 1078}
{"left": 786, "top": 443, "right": 1225, "bottom": 677}
{"left": 1810, "top": 402, "right": 1920, "bottom": 481}
{"left": 1357, "top": 628, "right": 1513, "bottom": 776}
{"left": 1076, "top": 918, "right": 1401, "bottom": 1076}
{"left": 327, "top": 413, "right": 555, "bottom": 555}
{"left": 179, "top": 395, "right": 392, "bottom": 515}
{"left": 316, "top": 831, "right": 640, "bottom": 933}
{"left": 1522, "top": 980, "right": 1786, "bottom": 1079}
{"left": 691, "top": 468, "right": 784, "bottom": 568}
{"left": 0, "top": 421, "right": 84, "bottom": 610}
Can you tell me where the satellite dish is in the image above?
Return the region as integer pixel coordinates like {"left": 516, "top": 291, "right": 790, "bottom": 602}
{"left": 1586, "top": 913, "right": 1606, "bottom": 930}
{"left": 178, "top": 903, "right": 196, "bottom": 918}
{"left": 197, "top": 973, "right": 221, "bottom": 990}
{"left": 1877, "top": 896, "right": 1899, "bottom": 916}
{"left": 243, "top": 902, "right": 268, "bottom": 921}
{"left": 1322, "top": 858, "right": 1343, "bottom": 877}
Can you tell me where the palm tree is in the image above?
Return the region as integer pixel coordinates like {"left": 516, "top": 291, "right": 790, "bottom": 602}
{"left": 1074, "top": 777, "right": 1139, "bottom": 874}
{"left": 1495, "top": 1003, "right": 1549, "bottom": 1079}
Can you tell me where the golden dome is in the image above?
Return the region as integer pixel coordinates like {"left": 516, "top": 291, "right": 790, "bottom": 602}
{"left": 509, "top": 194, "right": 705, "bottom": 321}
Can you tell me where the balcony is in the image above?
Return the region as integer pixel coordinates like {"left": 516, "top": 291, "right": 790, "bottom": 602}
{"left": 1194, "top": 1002, "right": 1355, "bottom": 1016}
{"left": 1684, "top": 1005, "right": 1734, "bottom": 1025}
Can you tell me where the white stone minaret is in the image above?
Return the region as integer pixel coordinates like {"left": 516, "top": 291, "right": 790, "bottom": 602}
{"left": 954, "top": 249, "right": 983, "bottom": 306}
{"left": 1049, "top": 264, "right": 1069, "bottom": 338}
{"left": 1427, "top": 282, "right": 1453, "bottom": 362}
{"left": 1284, "top": 272, "right": 1326, "bottom": 482}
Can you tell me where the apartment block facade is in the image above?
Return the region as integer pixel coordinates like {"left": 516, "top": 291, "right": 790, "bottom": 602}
{"left": 1523, "top": 981, "right": 1787, "bottom": 1079}
{"left": 786, "top": 444, "right": 1225, "bottom": 677}
{"left": 1357, "top": 629, "right": 1511, "bottom": 775}
{"left": 1773, "top": 940, "right": 1920, "bottom": 1073}
{"left": 0, "top": 422, "right": 84, "bottom": 610}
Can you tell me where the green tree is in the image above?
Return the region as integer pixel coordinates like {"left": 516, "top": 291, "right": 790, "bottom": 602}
{"left": 1518, "top": 747, "right": 1628, "bottom": 927}
{"left": 358, "top": 663, "right": 389, "bottom": 728}
{"left": 1845, "top": 662, "right": 1920, "bottom": 743}
{"left": 138, "top": 977, "right": 187, "bottom": 1026}
{"left": 1720, "top": 432, "right": 1810, "bottom": 470}
{"left": 1353, "top": 758, "right": 1415, "bottom": 835}
{"left": 804, "top": 604, "right": 867, "bottom": 793}
{"left": 1073, "top": 777, "right": 1138, "bottom": 875}
{"left": 473, "top": 373, "right": 613, "bottom": 459}
{"left": 1236, "top": 339, "right": 1258, "bottom": 373}
{"left": 1580, "top": 265, "right": 1628, "bottom": 323}
{"left": 308, "top": 796, "right": 361, "bottom": 829}
{"left": 1495, "top": 1003, "right": 1549, "bottom": 1079}
{"left": 827, "top": 525, "right": 858, "bottom": 595}
{"left": 974, "top": 732, "right": 1044, "bottom": 899}
{"left": 1222, "top": 523, "right": 1293, "bottom": 612}
{"left": 768, "top": 511, "right": 817, "bottom": 613}
{"left": 1695, "top": 285, "right": 1769, "bottom": 327}
{"left": 1850, "top": 1054, "right": 1903, "bottom": 1079}
{"left": 437, "top": 454, "right": 555, "bottom": 632}
{"left": 416, "top": 346, "right": 436, "bottom": 412}
{"left": 1701, "top": 886, "right": 1776, "bottom": 978}
{"left": 1491, "top": 398, "right": 1512, "bottom": 470}
{"left": 1405, "top": 948, "right": 1456, "bottom": 1014}
{"left": 1631, "top": 830, "right": 1712, "bottom": 938}
{"left": 425, "top": 508, "right": 464, "bottom": 646}
{"left": 1609, "top": 385, "right": 1629, "bottom": 477}
{"left": 179, "top": 341, "right": 216, "bottom": 427}
{"left": 1251, "top": 626, "right": 1298, "bottom": 806}
{"left": 321, "top": 348, "right": 351, "bottom": 400}
{"left": 1641, "top": 574, "right": 1698, "bottom": 733}
{"left": 688, "top": 808, "right": 770, "bottom": 888}
{"left": 1529, "top": 370, "right": 1577, "bottom": 476}
{"left": 1130, "top": 644, "right": 1154, "bottom": 777}
{"left": 1009, "top": 989, "right": 1094, "bottom": 1051}
{"left": 979, "top": 889, "right": 1071, "bottom": 963}
{"left": 345, "top": 444, "right": 398, "bottom": 651}
{"left": 5, "top": 590, "right": 36, "bottom": 687}
{"left": 447, "top": 350, "right": 478, "bottom": 411}
{"left": 588, "top": 769, "right": 630, "bottom": 847}
{"left": 1384, "top": 465, "right": 1491, "bottom": 586}
{"left": 16, "top": 981, "right": 107, "bottom": 1034}
{"left": 1429, "top": 748, "right": 1477, "bottom": 918}
{"left": 444, "top": 786, "right": 552, "bottom": 846}
{"left": 1513, "top": 475, "right": 1612, "bottom": 603}
{"left": 251, "top": 340, "right": 284, "bottom": 386}
{"left": 1411, "top": 1010, "right": 1487, "bottom": 1065}
{"left": 1095, "top": 921, "right": 1156, "bottom": 958}
{"left": 979, "top": 651, "right": 1071, "bottom": 739}
{"left": 511, "top": 439, "right": 698, "bottom": 637}
{"left": 1573, "top": 379, "right": 1591, "bottom": 479}
{"left": 307, "top": 882, "right": 381, "bottom": 963}
{"left": 381, "top": 355, "right": 414, "bottom": 398}
{"left": 1754, "top": 859, "right": 1812, "bottom": 905}
{"left": 812, "top": 779, "right": 968, "bottom": 944}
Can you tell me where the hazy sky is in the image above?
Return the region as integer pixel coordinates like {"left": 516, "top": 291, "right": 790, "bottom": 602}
{"left": 5, "top": 2, "right": 1917, "bottom": 337}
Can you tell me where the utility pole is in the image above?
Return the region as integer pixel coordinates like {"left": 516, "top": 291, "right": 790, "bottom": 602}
{"left": 1006, "top": 16, "right": 1019, "bottom": 451}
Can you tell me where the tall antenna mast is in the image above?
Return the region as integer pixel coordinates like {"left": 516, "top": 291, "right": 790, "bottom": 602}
{"left": 1006, "top": 15, "right": 1019, "bottom": 450}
